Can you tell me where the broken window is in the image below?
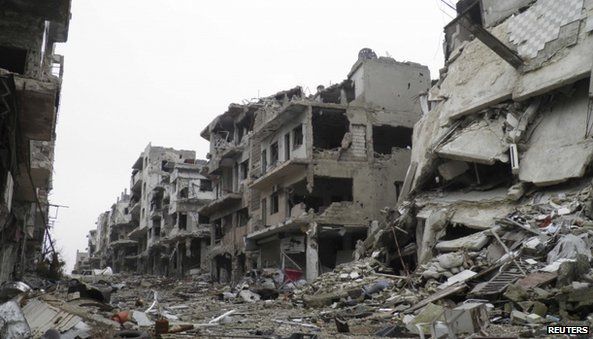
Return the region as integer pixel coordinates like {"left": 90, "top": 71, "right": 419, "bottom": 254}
{"left": 312, "top": 108, "right": 349, "bottom": 149}
{"left": 261, "top": 198, "right": 267, "bottom": 225}
{"left": 287, "top": 177, "right": 353, "bottom": 213}
{"left": 292, "top": 124, "right": 303, "bottom": 149}
{"left": 372, "top": 125, "right": 413, "bottom": 155}
{"left": 284, "top": 133, "right": 290, "bottom": 160}
{"left": 261, "top": 150, "right": 267, "bottom": 173}
{"left": 214, "top": 220, "right": 223, "bottom": 240}
{"left": 179, "top": 187, "right": 189, "bottom": 198}
{"left": 198, "top": 214, "right": 209, "bottom": 224}
{"left": 237, "top": 112, "right": 255, "bottom": 143}
{"left": 270, "top": 142, "right": 279, "bottom": 165}
{"left": 199, "top": 179, "right": 212, "bottom": 192}
{"left": 237, "top": 208, "right": 248, "bottom": 227}
{"left": 240, "top": 160, "right": 248, "bottom": 180}
{"left": 154, "top": 225, "right": 161, "bottom": 237}
{"left": 0, "top": 46, "right": 27, "bottom": 74}
{"left": 270, "top": 192, "right": 279, "bottom": 214}
{"left": 179, "top": 213, "right": 188, "bottom": 230}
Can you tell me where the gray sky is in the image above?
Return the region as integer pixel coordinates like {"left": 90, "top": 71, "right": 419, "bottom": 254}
{"left": 52, "top": 0, "right": 456, "bottom": 272}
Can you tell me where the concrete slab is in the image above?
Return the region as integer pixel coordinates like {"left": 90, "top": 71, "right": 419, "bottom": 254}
{"left": 513, "top": 34, "right": 593, "bottom": 101}
{"left": 451, "top": 204, "right": 514, "bottom": 230}
{"left": 437, "top": 24, "right": 518, "bottom": 122}
{"left": 437, "top": 117, "right": 508, "bottom": 165}
{"left": 519, "top": 82, "right": 593, "bottom": 185}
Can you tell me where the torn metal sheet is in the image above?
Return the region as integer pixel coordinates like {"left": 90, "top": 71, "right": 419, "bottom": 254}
{"left": 436, "top": 117, "right": 508, "bottom": 165}
{"left": 22, "top": 298, "right": 82, "bottom": 337}
{"left": 470, "top": 261, "right": 529, "bottom": 296}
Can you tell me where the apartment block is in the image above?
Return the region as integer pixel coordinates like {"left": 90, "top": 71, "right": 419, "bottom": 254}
{"left": 201, "top": 50, "right": 430, "bottom": 283}
{"left": 87, "top": 144, "right": 214, "bottom": 277}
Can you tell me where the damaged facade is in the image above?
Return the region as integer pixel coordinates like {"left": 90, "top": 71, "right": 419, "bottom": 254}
{"left": 0, "top": 0, "right": 71, "bottom": 283}
{"left": 343, "top": 0, "right": 593, "bottom": 335}
{"left": 200, "top": 52, "right": 430, "bottom": 284}
{"left": 86, "top": 144, "right": 215, "bottom": 277}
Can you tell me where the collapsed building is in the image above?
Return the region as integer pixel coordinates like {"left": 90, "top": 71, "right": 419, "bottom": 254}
{"left": 200, "top": 52, "right": 430, "bottom": 284}
{"left": 0, "top": 0, "right": 71, "bottom": 282}
{"left": 326, "top": 0, "right": 593, "bottom": 333}
{"left": 86, "top": 144, "right": 214, "bottom": 277}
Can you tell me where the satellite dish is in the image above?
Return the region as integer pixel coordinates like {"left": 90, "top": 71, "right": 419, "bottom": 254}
{"left": 358, "top": 48, "right": 377, "bottom": 60}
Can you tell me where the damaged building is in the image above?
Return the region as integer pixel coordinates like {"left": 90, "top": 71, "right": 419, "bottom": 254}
{"left": 339, "top": 0, "right": 593, "bottom": 334}
{"left": 200, "top": 51, "right": 430, "bottom": 283}
{"left": 86, "top": 144, "right": 214, "bottom": 277}
{"left": 0, "top": 0, "right": 71, "bottom": 283}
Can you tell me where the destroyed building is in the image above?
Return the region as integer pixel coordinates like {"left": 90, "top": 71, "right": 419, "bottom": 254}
{"left": 331, "top": 0, "right": 593, "bottom": 334}
{"left": 86, "top": 229, "right": 99, "bottom": 270}
{"left": 72, "top": 250, "right": 89, "bottom": 273}
{"left": 86, "top": 144, "right": 214, "bottom": 277}
{"left": 200, "top": 52, "right": 430, "bottom": 284}
{"left": 0, "top": 0, "right": 71, "bottom": 283}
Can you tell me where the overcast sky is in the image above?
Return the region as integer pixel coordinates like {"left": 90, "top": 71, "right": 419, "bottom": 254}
{"left": 52, "top": 0, "right": 456, "bottom": 272}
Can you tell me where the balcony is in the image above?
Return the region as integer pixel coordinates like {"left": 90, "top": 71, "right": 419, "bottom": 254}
{"left": 198, "top": 191, "right": 242, "bottom": 216}
{"left": 129, "top": 200, "right": 140, "bottom": 217}
{"left": 130, "top": 170, "right": 143, "bottom": 192}
{"left": 162, "top": 224, "right": 211, "bottom": 244}
{"left": 127, "top": 225, "right": 147, "bottom": 240}
{"left": 29, "top": 140, "right": 54, "bottom": 187}
{"left": 150, "top": 208, "right": 162, "bottom": 220}
{"left": 250, "top": 158, "right": 308, "bottom": 190}
{"left": 208, "top": 136, "right": 247, "bottom": 175}
{"left": 14, "top": 76, "right": 59, "bottom": 142}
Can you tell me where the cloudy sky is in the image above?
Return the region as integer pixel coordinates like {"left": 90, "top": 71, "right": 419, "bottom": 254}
{"left": 52, "top": 0, "right": 456, "bottom": 271}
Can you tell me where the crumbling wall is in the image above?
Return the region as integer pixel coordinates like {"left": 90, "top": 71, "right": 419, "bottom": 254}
{"left": 349, "top": 57, "right": 430, "bottom": 114}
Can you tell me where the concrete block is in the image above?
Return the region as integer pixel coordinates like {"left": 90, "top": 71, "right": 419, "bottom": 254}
{"left": 437, "top": 160, "right": 469, "bottom": 181}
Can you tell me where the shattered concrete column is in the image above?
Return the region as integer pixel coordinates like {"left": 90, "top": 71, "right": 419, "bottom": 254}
{"left": 305, "top": 222, "right": 319, "bottom": 282}
{"left": 418, "top": 208, "right": 449, "bottom": 264}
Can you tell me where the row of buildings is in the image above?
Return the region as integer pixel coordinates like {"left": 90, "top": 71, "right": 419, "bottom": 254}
{"left": 0, "top": 0, "right": 71, "bottom": 283}
{"left": 78, "top": 49, "right": 431, "bottom": 283}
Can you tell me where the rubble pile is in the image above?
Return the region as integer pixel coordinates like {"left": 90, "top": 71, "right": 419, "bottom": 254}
{"left": 292, "top": 258, "right": 399, "bottom": 307}
{"left": 291, "top": 180, "right": 593, "bottom": 336}
{"left": 3, "top": 272, "right": 392, "bottom": 338}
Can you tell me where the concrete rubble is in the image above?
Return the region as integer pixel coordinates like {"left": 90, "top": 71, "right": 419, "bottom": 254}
{"left": 4, "top": 0, "right": 593, "bottom": 337}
